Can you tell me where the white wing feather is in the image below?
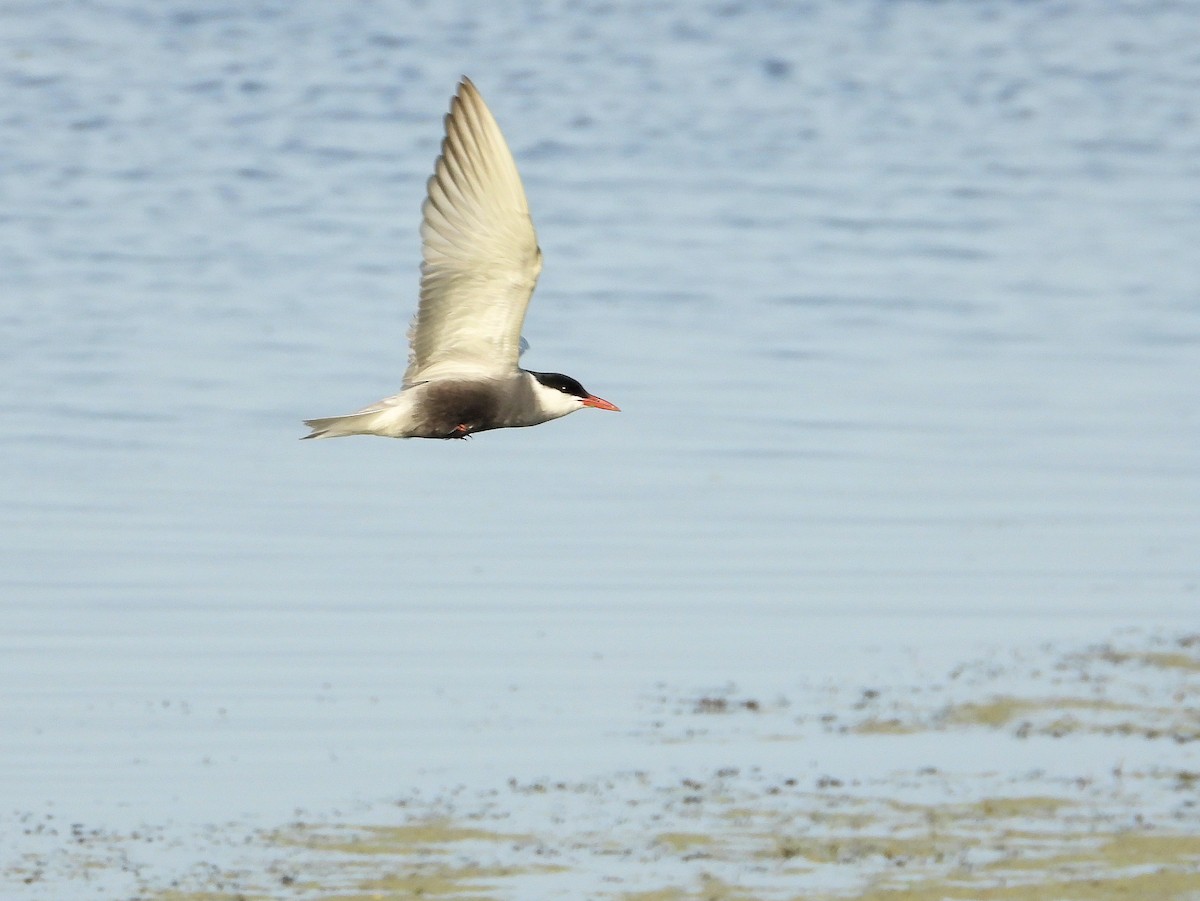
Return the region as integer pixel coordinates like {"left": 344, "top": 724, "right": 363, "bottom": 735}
{"left": 403, "top": 77, "right": 542, "bottom": 385}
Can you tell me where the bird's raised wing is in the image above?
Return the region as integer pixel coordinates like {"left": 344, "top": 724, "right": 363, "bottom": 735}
{"left": 403, "top": 77, "right": 542, "bottom": 386}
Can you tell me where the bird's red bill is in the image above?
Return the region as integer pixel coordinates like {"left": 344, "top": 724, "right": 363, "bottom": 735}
{"left": 583, "top": 395, "right": 620, "bottom": 412}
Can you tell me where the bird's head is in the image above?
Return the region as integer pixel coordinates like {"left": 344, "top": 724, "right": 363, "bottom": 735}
{"left": 529, "top": 371, "right": 620, "bottom": 419}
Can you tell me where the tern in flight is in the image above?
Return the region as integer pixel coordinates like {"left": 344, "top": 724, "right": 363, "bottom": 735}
{"left": 303, "top": 77, "right": 618, "bottom": 440}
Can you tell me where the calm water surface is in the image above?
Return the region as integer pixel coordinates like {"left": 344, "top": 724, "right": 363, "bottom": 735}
{"left": 1, "top": 0, "right": 1197, "bottom": 873}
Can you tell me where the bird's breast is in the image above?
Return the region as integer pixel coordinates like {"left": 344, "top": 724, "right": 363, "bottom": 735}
{"left": 411, "top": 381, "right": 501, "bottom": 438}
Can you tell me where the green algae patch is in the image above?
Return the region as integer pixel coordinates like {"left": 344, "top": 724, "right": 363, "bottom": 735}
{"left": 843, "top": 864, "right": 1200, "bottom": 901}
{"left": 964, "top": 795, "right": 1073, "bottom": 819}
{"left": 1139, "top": 650, "right": 1200, "bottom": 671}
{"left": 805, "top": 809, "right": 883, "bottom": 831}
{"left": 1089, "top": 831, "right": 1200, "bottom": 868}
{"left": 851, "top": 717, "right": 921, "bottom": 735}
{"left": 234, "top": 819, "right": 558, "bottom": 901}
{"left": 268, "top": 820, "right": 532, "bottom": 855}
{"left": 940, "top": 696, "right": 1141, "bottom": 729}
{"left": 845, "top": 693, "right": 1185, "bottom": 740}
{"left": 653, "top": 832, "right": 717, "bottom": 853}
{"left": 349, "top": 862, "right": 554, "bottom": 899}
{"left": 1095, "top": 645, "right": 1200, "bottom": 673}
{"left": 159, "top": 822, "right": 563, "bottom": 901}
{"left": 941, "top": 696, "right": 1040, "bottom": 727}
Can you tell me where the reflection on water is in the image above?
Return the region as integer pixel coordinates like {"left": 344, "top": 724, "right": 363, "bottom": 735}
{"left": 1, "top": 0, "right": 1197, "bottom": 893}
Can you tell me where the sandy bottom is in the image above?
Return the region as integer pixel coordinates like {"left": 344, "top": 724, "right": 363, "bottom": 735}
{"left": 9, "top": 632, "right": 1199, "bottom": 900}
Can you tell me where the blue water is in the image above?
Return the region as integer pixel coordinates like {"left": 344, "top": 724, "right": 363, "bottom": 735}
{"left": 1, "top": 0, "right": 1197, "bottom": 881}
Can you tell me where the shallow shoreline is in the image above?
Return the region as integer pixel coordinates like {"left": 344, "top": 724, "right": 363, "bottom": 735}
{"left": 11, "top": 631, "right": 1197, "bottom": 900}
